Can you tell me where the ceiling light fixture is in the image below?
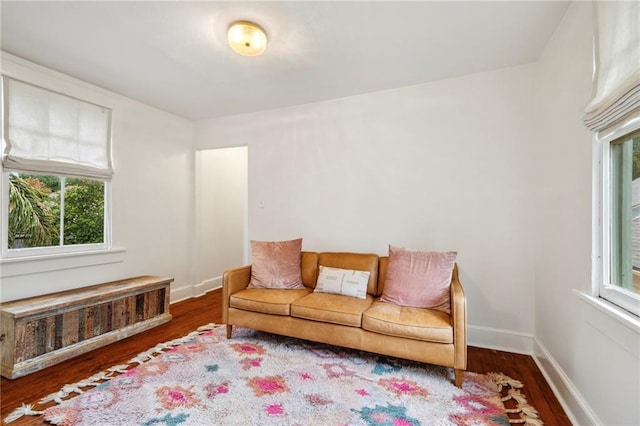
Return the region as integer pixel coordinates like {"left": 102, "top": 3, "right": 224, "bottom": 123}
{"left": 227, "top": 21, "right": 267, "bottom": 57}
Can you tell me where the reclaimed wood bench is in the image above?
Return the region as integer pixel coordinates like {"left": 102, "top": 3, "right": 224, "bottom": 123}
{"left": 0, "top": 275, "right": 173, "bottom": 379}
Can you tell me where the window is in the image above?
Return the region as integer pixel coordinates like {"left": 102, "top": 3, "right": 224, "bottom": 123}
{"left": 1, "top": 76, "right": 112, "bottom": 258}
{"left": 584, "top": 2, "right": 639, "bottom": 316}
{"left": 5, "top": 173, "right": 106, "bottom": 251}
{"left": 610, "top": 130, "right": 640, "bottom": 291}
{"left": 599, "top": 124, "right": 640, "bottom": 316}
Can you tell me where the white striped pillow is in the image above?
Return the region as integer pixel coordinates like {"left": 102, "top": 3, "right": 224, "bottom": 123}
{"left": 314, "top": 266, "right": 370, "bottom": 299}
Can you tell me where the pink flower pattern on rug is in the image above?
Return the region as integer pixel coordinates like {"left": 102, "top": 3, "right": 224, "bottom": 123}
{"left": 230, "top": 342, "right": 266, "bottom": 355}
{"left": 453, "top": 394, "right": 504, "bottom": 415}
{"left": 130, "top": 360, "right": 168, "bottom": 378}
{"left": 265, "top": 403, "right": 285, "bottom": 416}
{"left": 204, "top": 382, "right": 229, "bottom": 398}
{"left": 246, "top": 375, "right": 290, "bottom": 397}
{"left": 239, "top": 356, "right": 262, "bottom": 370}
{"left": 378, "top": 377, "right": 429, "bottom": 397}
{"left": 155, "top": 385, "right": 201, "bottom": 410}
{"left": 356, "top": 388, "right": 371, "bottom": 396}
{"left": 177, "top": 342, "right": 206, "bottom": 353}
{"left": 39, "top": 327, "right": 538, "bottom": 426}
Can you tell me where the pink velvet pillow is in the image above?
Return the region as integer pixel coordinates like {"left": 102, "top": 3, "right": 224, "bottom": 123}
{"left": 380, "top": 246, "right": 457, "bottom": 313}
{"left": 248, "top": 238, "right": 305, "bottom": 289}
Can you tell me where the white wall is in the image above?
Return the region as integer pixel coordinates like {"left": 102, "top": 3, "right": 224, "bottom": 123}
{"left": 195, "top": 147, "right": 248, "bottom": 293}
{"left": 196, "top": 64, "right": 538, "bottom": 351}
{"left": 0, "top": 53, "right": 196, "bottom": 303}
{"left": 533, "top": 2, "right": 640, "bottom": 425}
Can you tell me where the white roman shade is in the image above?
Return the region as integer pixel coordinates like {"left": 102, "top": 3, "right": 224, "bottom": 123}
{"left": 583, "top": 1, "right": 640, "bottom": 133}
{"left": 2, "top": 76, "right": 113, "bottom": 180}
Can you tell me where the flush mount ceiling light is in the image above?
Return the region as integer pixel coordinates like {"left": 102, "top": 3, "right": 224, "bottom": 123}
{"left": 227, "top": 21, "right": 267, "bottom": 56}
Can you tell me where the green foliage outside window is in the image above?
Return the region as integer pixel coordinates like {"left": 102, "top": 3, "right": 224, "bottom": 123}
{"left": 8, "top": 174, "right": 56, "bottom": 248}
{"left": 64, "top": 178, "right": 104, "bottom": 245}
{"left": 7, "top": 173, "right": 104, "bottom": 249}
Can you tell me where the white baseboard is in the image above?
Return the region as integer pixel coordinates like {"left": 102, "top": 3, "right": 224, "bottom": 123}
{"left": 193, "top": 276, "right": 222, "bottom": 296}
{"left": 170, "top": 284, "right": 193, "bottom": 304}
{"left": 465, "top": 326, "right": 603, "bottom": 424}
{"left": 170, "top": 277, "right": 222, "bottom": 304}
{"left": 533, "top": 338, "right": 601, "bottom": 426}
{"left": 467, "top": 324, "right": 534, "bottom": 354}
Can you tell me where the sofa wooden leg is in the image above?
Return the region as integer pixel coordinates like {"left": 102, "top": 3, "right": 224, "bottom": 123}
{"left": 226, "top": 324, "right": 233, "bottom": 339}
{"left": 454, "top": 369, "right": 464, "bottom": 388}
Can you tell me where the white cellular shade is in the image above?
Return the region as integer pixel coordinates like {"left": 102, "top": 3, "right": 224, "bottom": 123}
{"left": 2, "top": 76, "right": 113, "bottom": 179}
{"left": 583, "top": 1, "right": 640, "bottom": 133}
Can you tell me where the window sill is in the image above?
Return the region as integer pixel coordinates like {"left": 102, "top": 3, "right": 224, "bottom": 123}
{"left": 573, "top": 289, "right": 640, "bottom": 334}
{"left": 0, "top": 247, "right": 126, "bottom": 278}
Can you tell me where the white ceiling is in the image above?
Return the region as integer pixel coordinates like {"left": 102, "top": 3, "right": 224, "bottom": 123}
{"left": 0, "top": 1, "right": 570, "bottom": 121}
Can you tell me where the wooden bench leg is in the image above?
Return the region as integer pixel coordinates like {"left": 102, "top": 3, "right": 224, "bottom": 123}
{"left": 454, "top": 369, "right": 464, "bottom": 388}
{"left": 226, "top": 324, "right": 233, "bottom": 339}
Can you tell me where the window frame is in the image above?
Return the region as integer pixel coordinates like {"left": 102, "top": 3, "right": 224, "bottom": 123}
{"left": 596, "top": 117, "right": 640, "bottom": 317}
{"left": 0, "top": 170, "right": 112, "bottom": 259}
{"left": 0, "top": 74, "right": 114, "bottom": 261}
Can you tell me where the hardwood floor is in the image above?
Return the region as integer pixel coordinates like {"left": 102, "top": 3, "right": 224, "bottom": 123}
{"left": 0, "top": 289, "right": 571, "bottom": 425}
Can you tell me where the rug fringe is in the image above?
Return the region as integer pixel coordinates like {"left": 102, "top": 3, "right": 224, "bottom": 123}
{"left": 2, "top": 323, "right": 219, "bottom": 424}
{"left": 3, "top": 404, "right": 44, "bottom": 423}
{"left": 487, "top": 372, "right": 544, "bottom": 426}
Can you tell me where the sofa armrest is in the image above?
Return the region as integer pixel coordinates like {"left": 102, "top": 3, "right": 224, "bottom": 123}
{"left": 222, "top": 265, "right": 252, "bottom": 324}
{"left": 450, "top": 265, "right": 467, "bottom": 370}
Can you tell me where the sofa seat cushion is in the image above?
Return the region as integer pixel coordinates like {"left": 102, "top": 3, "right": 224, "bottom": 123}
{"left": 291, "top": 293, "right": 375, "bottom": 327}
{"left": 362, "top": 301, "right": 453, "bottom": 344}
{"left": 230, "top": 288, "right": 312, "bottom": 316}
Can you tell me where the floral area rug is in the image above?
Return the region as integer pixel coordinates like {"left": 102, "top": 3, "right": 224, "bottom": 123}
{"left": 5, "top": 325, "right": 543, "bottom": 425}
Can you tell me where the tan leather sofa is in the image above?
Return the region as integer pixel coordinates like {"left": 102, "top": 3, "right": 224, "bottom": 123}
{"left": 223, "top": 251, "right": 467, "bottom": 387}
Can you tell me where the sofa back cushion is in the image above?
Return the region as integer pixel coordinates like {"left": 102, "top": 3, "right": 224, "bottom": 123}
{"left": 317, "top": 252, "right": 379, "bottom": 295}
{"left": 377, "top": 256, "right": 389, "bottom": 297}
{"left": 301, "top": 251, "right": 319, "bottom": 288}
